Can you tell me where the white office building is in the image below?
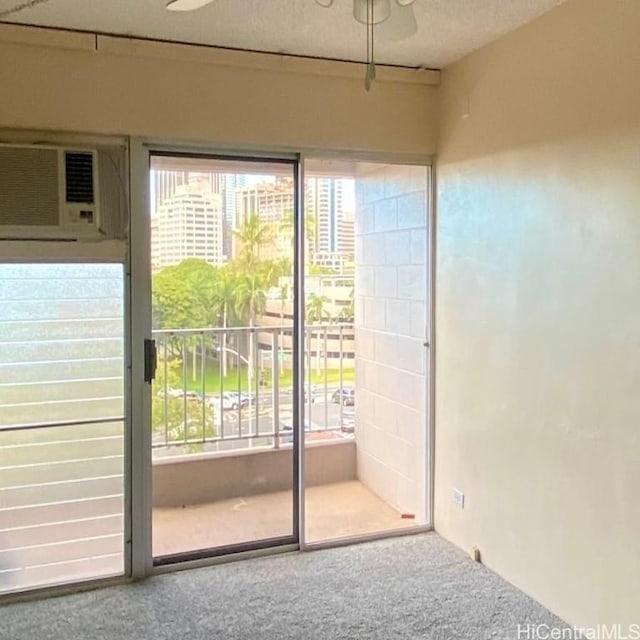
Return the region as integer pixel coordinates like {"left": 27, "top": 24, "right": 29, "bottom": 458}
{"left": 151, "top": 181, "right": 224, "bottom": 272}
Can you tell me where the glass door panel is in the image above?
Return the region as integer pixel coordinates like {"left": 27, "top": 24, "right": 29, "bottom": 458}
{"left": 149, "top": 154, "right": 298, "bottom": 560}
{"left": 0, "top": 263, "right": 125, "bottom": 594}
{"left": 302, "top": 159, "right": 431, "bottom": 543}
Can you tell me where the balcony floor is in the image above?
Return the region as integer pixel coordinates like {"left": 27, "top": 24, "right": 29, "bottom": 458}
{"left": 153, "top": 480, "right": 419, "bottom": 556}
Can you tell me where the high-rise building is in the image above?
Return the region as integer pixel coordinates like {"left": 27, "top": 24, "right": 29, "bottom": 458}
{"left": 337, "top": 210, "right": 355, "bottom": 255}
{"left": 306, "top": 177, "right": 355, "bottom": 257}
{"left": 151, "top": 170, "right": 221, "bottom": 214}
{"left": 221, "top": 173, "right": 248, "bottom": 259}
{"left": 234, "top": 178, "right": 295, "bottom": 261}
{"left": 151, "top": 180, "right": 224, "bottom": 272}
{"left": 236, "top": 177, "right": 294, "bottom": 224}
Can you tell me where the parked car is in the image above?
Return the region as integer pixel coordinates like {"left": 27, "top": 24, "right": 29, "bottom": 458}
{"left": 332, "top": 387, "right": 355, "bottom": 406}
{"left": 286, "top": 385, "right": 316, "bottom": 403}
{"left": 165, "top": 388, "right": 201, "bottom": 400}
{"left": 279, "top": 419, "right": 316, "bottom": 444}
{"left": 239, "top": 392, "right": 257, "bottom": 405}
{"left": 229, "top": 392, "right": 252, "bottom": 408}
{"left": 208, "top": 392, "right": 247, "bottom": 411}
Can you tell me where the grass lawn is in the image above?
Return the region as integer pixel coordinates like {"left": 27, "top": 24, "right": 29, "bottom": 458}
{"left": 181, "top": 362, "right": 355, "bottom": 393}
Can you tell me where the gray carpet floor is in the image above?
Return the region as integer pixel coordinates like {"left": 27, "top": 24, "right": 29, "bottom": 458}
{"left": 1, "top": 533, "right": 568, "bottom": 640}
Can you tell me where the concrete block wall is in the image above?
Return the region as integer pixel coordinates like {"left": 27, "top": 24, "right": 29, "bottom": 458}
{"left": 354, "top": 164, "right": 429, "bottom": 522}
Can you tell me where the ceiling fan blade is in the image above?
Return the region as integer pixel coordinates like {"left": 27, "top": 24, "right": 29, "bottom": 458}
{"left": 314, "top": 0, "right": 335, "bottom": 6}
{"left": 378, "top": 2, "right": 417, "bottom": 40}
{"left": 166, "top": 0, "right": 216, "bottom": 11}
{"left": 395, "top": 0, "right": 417, "bottom": 6}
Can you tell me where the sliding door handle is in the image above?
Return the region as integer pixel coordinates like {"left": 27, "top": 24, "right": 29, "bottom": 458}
{"left": 144, "top": 339, "right": 157, "bottom": 383}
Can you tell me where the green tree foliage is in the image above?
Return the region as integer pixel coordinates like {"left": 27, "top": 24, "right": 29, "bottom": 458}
{"left": 152, "top": 259, "right": 219, "bottom": 330}
{"left": 279, "top": 208, "right": 317, "bottom": 262}
{"left": 274, "top": 256, "right": 292, "bottom": 278}
{"left": 151, "top": 359, "right": 219, "bottom": 446}
{"left": 151, "top": 210, "right": 346, "bottom": 393}
{"left": 153, "top": 218, "right": 296, "bottom": 334}
{"left": 234, "top": 273, "right": 267, "bottom": 327}
{"left": 306, "top": 292, "right": 329, "bottom": 323}
{"left": 338, "top": 287, "right": 355, "bottom": 322}
{"left": 234, "top": 213, "right": 273, "bottom": 268}
{"left": 309, "top": 264, "right": 338, "bottom": 275}
{"left": 211, "top": 268, "right": 238, "bottom": 328}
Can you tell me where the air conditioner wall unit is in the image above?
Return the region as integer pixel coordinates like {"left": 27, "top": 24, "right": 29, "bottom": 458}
{"left": 0, "top": 145, "right": 102, "bottom": 239}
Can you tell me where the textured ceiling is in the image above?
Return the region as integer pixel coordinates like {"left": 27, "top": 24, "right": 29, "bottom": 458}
{"left": 0, "top": 0, "right": 566, "bottom": 68}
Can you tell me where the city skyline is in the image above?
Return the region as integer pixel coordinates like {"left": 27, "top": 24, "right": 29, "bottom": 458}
{"left": 150, "top": 169, "right": 355, "bottom": 272}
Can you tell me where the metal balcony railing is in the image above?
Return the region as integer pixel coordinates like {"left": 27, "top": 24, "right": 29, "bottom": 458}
{"left": 151, "top": 324, "right": 356, "bottom": 456}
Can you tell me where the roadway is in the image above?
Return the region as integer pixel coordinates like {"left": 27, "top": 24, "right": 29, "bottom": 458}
{"left": 151, "top": 390, "right": 355, "bottom": 456}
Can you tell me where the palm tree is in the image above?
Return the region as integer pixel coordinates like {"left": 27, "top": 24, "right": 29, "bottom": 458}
{"left": 231, "top": 215, "right": 275, "bottom": 389}
{"left": 306, "top": 292, "right": 328, "bottom": 323}
{"left": 279, "top": 209, "right": 316, "bottom": 263}
{"left": 234, "top": 273, "right": 267, "bottom": 389}
{"left": 278, "top": 282, "right": 289, "bottom": 375}
{"left": 257, "top": 259, "right": 279, "bottom": 289}
{"left": 338, "top": 287, "right": 355, "bottom": 322}
{"left": 212, "top": 269, "right": 238, "bottom": 376}
{"left": 307, "top": 292, "right": 329, "bottom": 375}
{"left": 235, "top": 274, "right": 267, "bottom": 326}
{"left": 234, "top": 214, "right": 273, "bottom": 268}
{"left": 274, "top": 256, "right": 292, "bottom": 278}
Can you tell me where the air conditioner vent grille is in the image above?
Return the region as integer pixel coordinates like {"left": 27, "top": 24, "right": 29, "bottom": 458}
{"left": 65, "top": 152, "right": 95, "bottom": 204}
{"left": 0, "top": 147, "right": 59, "bottom": 227}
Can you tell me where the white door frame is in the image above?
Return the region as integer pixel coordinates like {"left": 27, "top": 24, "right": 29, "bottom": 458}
{"left": 128, "top": 138, "right": 153, "bottom": 579}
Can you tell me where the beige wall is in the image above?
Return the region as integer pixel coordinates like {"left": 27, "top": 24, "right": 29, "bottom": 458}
{"left": 435, "top": 0, "right": 640, "bottom": 628}
{"left": 0, "top": 25, "right": 437, "bottom": 155}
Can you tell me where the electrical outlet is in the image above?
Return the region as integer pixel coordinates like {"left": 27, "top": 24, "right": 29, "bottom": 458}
{"left": 453, "top": 488, "right": 465, "bottom": 508}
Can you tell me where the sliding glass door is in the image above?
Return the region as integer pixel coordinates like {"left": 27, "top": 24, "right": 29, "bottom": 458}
{"left": 145, "top": 150, "right": 432, "bottom": 562}
{"left": 149, "top": 153, "right": 300, "bottom": 561}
